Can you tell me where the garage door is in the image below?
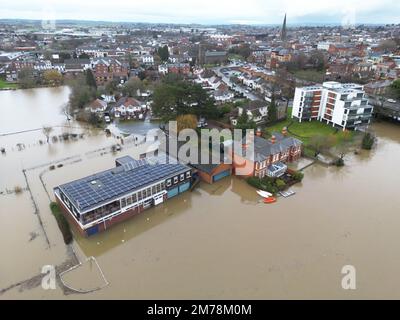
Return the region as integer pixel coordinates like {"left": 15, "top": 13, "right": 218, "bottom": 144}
{"left": 213, "top": 170, "right": 231, "bottom": 182}
{"left": 179, "top": 182, "right": 190, "bottom": 193}
{"left": 167, "top": 187, "right": 179, "bottom": 199}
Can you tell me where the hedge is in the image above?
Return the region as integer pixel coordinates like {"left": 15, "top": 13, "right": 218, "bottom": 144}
{"left": 50, "top": 202, "right": 73, "bottom": 244}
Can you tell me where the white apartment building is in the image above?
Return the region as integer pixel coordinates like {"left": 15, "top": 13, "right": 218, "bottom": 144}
{"left": 141, "top": 55, "right": 154, "bottom": 65}
{"left": 317, "top": 42, "right": 331, "bottom": 51}
{"left": 292, "top": 82, "right": 374, "bottom": 130}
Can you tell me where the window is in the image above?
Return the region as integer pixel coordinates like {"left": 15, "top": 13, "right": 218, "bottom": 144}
{"left": 180, "top": 174, "right": 185, "bottom": 181}
{"left": 166, "top": 179, "right": 172, "bottom": 187}
{"left": 147, "top": 188, "right": 151, "bottom": 197}
{"left": 127, "top": 197, "right": 132, "bottom": 206}
{"left": 161, "top": 182, "right": 165, "bottom": 189}
{"left": 186, "top": 171, "right": 191, "bottom": 179}
{"left": 132, "top": 193, "right": 137, "bottom": 203}
{"left": 138, "top": 191, "right": 143, "bottom": 201}
{"left": 174, "top": 176, "right": 179, "bottom": 184}
{"left": 152, "top": 186, "right": 157, "bottom": 194}
{"left": 121, "top": 198, "right": 126, "bottom": 208}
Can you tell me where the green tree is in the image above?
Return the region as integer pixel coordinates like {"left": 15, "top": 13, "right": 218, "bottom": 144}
{"left": 229, "top": 44, "right": 251, "bottom": 59}
{"left": 158, "top": 45, "right": 170, "bottom": 62}
{"left": 152, "top": 77, "right": 217, "bottom": 122}
{"left": 18, "top": 68, "right": 36, "bottom": 89}
{"left": 389, "top": 79, "right": 400, "bottom": 98}
{"left": 85, "top": 69, "right": 97, "bottom": 89}
{"left": 122, "top": 78, "right": 145, "bottom": 97}
{"left": 308, "top": 50, "right": 327, "bottom": 72}
{"left": 361, "top": 132, "right": 375, "bottom": 150}
{"left": 43, "top": 70, "right": 63, "bottom": 86}
{"left": 127, "top": 53, "right": 135, "bottom": 68}
{"left": 292, "top": 171, "right": 304, "bottom": 182}
{"left": 235, "top": 111, "right": 257, "bottom": 131}
{"left": 58, "top": 52, "right": 71, "bottom": 63}
{"left": 267, "top": 97, "right": 278, "bottom": 123}
{"left": 275, "top": 179, "right": 287, "bottom": 191}
{"left": 105, "top": 79, "right": 119, "bottom": 95}
{"left": 68, "top": 75, "right": 96, "bottom": 110}
{"left": 79, "top": 53, "right": 90, "bottom": 59}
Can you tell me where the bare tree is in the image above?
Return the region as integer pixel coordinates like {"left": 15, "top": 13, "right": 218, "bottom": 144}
{"left": 309, "top": 134, "right": 336, "bottom": 157}
{"left": 42, "top": 126, "right": 53, "bottom": 144}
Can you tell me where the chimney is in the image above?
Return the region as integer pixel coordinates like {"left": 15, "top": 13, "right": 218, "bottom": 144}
{"left": 243, "top": 130, "right": 255, "bottom": 149}
{"left": 270, "top": 135, "right": 277, "bottom": 144}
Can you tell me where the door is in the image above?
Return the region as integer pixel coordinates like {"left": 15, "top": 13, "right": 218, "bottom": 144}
{"left": 86, "top": 225, "right": 99, "bottom": 236}
{"left": 167, "top": 187, "right": 179, "bottom": 199}
{"left": 213, "top": 170, "right": 231, "bottom": 182}
{"left": 179, "top": 182, "right": 190, "bottom": 193}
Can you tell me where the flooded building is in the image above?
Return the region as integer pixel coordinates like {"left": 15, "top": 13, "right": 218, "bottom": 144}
{"left": 54, "top": 156, "right": 192, "bottom": 236}
{"left": 232, "top": 132, "right": 302, "bottom": 178}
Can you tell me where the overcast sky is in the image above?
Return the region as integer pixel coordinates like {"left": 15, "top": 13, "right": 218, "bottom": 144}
{"left": 0, "top": 0, "right": 399, "bottom": 25}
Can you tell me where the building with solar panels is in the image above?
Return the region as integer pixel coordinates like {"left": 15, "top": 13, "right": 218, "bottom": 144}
{"left": 54, "top": 155, "right": 193, "bottom": 237}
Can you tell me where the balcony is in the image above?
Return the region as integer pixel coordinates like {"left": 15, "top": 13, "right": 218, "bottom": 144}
{"left": 267, "top": 162, "right": 288, "bottom": 178}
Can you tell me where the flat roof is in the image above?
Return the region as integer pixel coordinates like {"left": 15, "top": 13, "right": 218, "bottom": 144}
{"left": 57, "top": 156, "right": 191, "bottom": 213}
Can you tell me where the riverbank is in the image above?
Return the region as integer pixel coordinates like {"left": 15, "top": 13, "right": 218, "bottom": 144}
{"left": 0, "top": 79, "right": 18, "bottom": 90}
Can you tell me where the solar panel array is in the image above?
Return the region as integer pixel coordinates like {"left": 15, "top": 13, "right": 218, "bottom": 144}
{"left": 122, "top": 159, "right": 147, "bottom": 172}
{"left": 59, "top": 161, "right": 190, "bottom": 212}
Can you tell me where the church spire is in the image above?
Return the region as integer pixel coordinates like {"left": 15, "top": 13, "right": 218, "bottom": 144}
{"left": 281, "top": 13, "right": 287, "bottom": 41}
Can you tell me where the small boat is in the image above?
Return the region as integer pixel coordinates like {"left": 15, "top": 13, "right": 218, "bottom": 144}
{"left": 263, "top": 197, "right": 277, "bottom": 204}
{"left": 257, "top": 190, "right": 273, "bottom": 198}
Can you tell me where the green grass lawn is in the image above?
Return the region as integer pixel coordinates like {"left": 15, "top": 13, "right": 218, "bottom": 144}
{"left": 292, "top": 69, "right": 326, "bottom": 83}
{"left": 0, "top": 79, "right": 18, "bottom": 89}
{"left": 228, "top": 53, "right": 245, "bottom": 61}
{"left": 266, "top": 111, "right": 357, "bottom": 147}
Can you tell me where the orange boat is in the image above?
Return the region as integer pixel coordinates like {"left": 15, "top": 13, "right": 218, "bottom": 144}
{"left": 263, "top": 197, "right": 277, "bottom": 204}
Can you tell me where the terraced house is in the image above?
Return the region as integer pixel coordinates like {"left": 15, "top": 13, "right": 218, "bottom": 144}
{"left": 232, "top": 131, "right": 302, "bottom": 179}
{"left": 92, "top": 58, "right": 129, "bottom": 85}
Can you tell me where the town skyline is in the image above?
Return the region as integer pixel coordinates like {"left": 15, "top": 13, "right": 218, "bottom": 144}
{"left": 0, "top": 0, "right": 399, "bottom": 25}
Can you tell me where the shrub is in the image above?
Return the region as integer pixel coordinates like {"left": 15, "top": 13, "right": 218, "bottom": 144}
{"left": 275, "top": 179, "right": 286, "bottom": 191}
{"left": 334, "top": 158, "right": 345, "bottom": 167}
{"left": 247, "top": 177, "right": 279, "bottom": 195}
{"left": 292, "top": 171, "right": 304, "bottom": 182}
{"left": 361, "top": 132, "right": 375, "bottom": 150}
{"left": 14, "top": 186, "right": 23, "bottom": 194}
{"left": 50, "top": 202, "right": 73, "bottom": 244}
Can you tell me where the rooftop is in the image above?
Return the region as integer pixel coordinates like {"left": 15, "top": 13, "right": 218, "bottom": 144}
{"left": 57, "top": 156, "right": 190, "bottom": 213}
{"left": 247, "top": 134, "right": 302, "bottom": 162}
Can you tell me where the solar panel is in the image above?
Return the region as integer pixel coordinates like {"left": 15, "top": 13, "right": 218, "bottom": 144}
{"left": 59, "top": 159, "right": 190, "bottom": 212}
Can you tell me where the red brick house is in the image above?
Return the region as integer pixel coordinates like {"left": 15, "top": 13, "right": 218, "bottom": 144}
{"left": 231, "top": 131, "right": 302, "bottom": 178}
{"left": 92, "top": 58, "right": 129, "bottom": 85}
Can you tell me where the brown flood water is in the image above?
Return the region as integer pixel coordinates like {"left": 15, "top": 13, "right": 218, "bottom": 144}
{"left": 1, "top": 87, "right": 400, "bottom": 299}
